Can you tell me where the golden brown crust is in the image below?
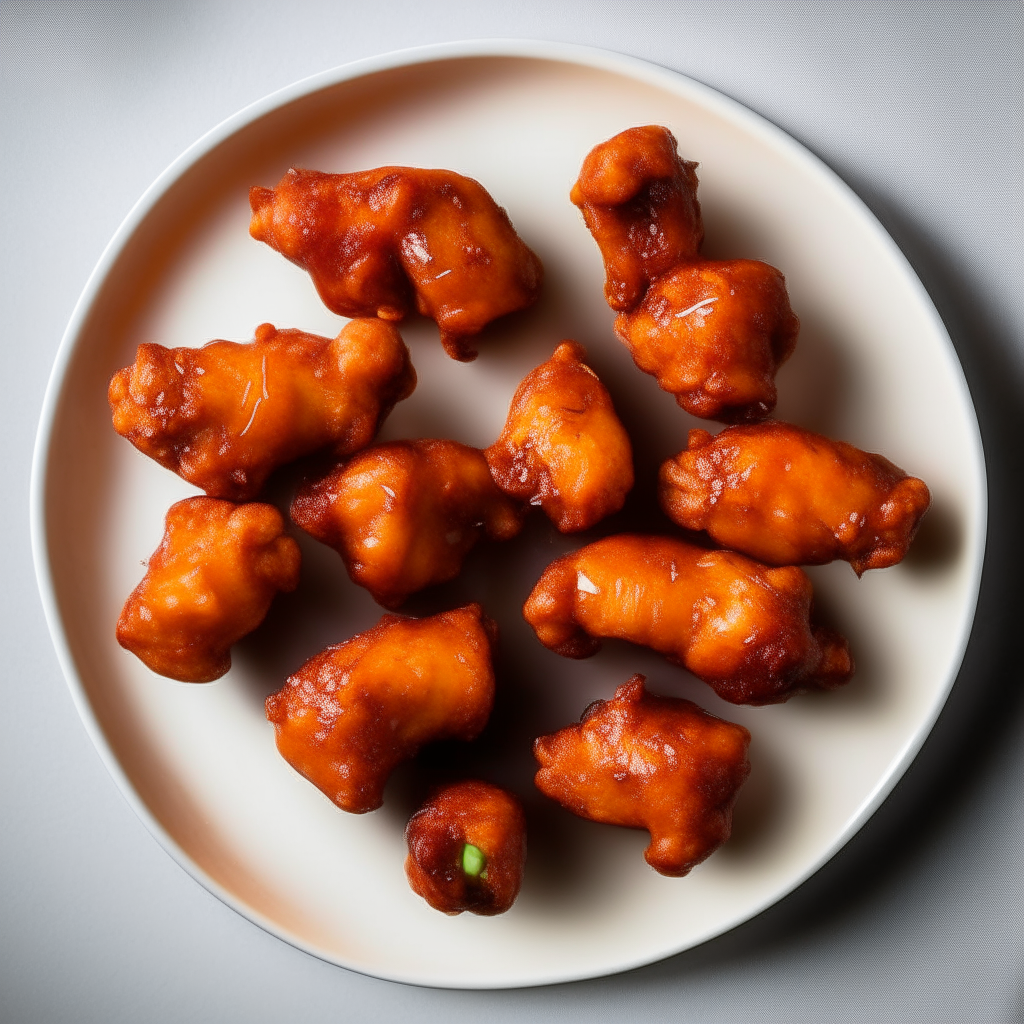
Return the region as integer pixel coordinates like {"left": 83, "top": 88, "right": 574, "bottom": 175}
{"left": 108, "top": 320, "right": 416, "bottom": 501}
{"left": 249, "top": 167, "right": 543, "bottom": 360}
{"left": 404, "top": 780, "right": 526, "bottom": 915}
{"left": 534, "top": 674, "right": 750, "bottom": 876}
{"left": 570, "top": 126, "right": 703, "bottom": 312}
{"left": 522, "top": 534, "right": 852, "bottom": 705}
{"left": 660, "top": 422, "right": 932, "bottom": 573}
{"left": 290, "top": 439, "right": 525, "bottom": 608}
{"left": 265, "top": 605, "right": 497, "bottom": 813}
{"left": 614, "top": 259, "right": 799, "bottom": 422}
{"left": 116, "top": 497, "right": 301, "bottom": 682}
{"left": 485, "top": 341, "right": 634, "bottom": 532}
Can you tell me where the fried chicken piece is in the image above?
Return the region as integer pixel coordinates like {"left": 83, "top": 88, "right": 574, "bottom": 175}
{"left": 572, "top": 126, "right": 799, "bottom": 422}
{"left": 523, "top": 534, "right": 851, "bottom": 705}
{"left": 405, "top": 780, "right": 526, "bottom": 916}
{"left": 116, "top": 497, "right": 301, "bottom": 682}
{"left": 614, "top": 259, "right": 799, "bottom": 422}
{"left": 290, "top": 440, "right": 524, "bottom": 608}
{"left": 534, "top": 674, "right": 750, "bottom": 876}
{"left": 109, "top": 320, "right": 416, "bottom": 502}
{"left": 265, "top": 605, "right": 496, "bottom": 813}
{"left": 485, "top": 341, "right": 634, "bottom": 532}
{"left": 660, "top": 423, "right": 932, "bottom": 573}
{"left": 570, "top": 125, "right": 703, "bottom": 312}
{"left": 249, "top": 167, "right": 543, "bottom": 361}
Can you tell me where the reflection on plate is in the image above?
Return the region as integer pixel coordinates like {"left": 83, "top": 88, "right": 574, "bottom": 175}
{"left": 30, "top": 41, "right": 985, "bottom": 988}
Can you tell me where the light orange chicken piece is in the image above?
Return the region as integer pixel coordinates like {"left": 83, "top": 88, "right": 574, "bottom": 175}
{"left": 405, "top": 780, "right": 527, "bottom": 916}
{"left": 265, "top": 605, "right": 497, "bottom": 813}
{"left": 660, "top": 423, "right": 931, "bottom": 573}
{"left": 570, "top": 125, "right": 703, "bottom": 312}
{"left": 614, "top": 259, "right": 799, "bottom": 422}
{"left": 250, "top": 167, "right": 543, "bottom": 361}
{"left": 523, "top": 534, "right": 852, "bottom": 705}
{"left": 109, "top": 320, "right": 416, "bottom": 501}
{"left": 534, "top": 674, "right": 750, "bottom": 876}
{"left": 485, "top": 341, "right": 634, "bottom": 532}
{"left": 116, "top": 497, "right": 301, "bottom": 682}
{"left": 290, "top": 440, "right": 524, "bottom": 608}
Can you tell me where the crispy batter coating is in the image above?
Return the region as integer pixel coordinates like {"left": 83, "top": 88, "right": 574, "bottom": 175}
{"left": 116, "top": 497, "right": 301, "bottom": 682}
{"left": 290, "top": 440, "right": 524, "bottom": 608}
{"left": 523, "top": 534, "right": 852, "bottom": 705}
{"left": 265, "top": 605, "right": 497, "bottom": 813}
{"left": 249, "top": 167, "right": 543, "bottom": 361}
{"left": 570, "top": 125, "right": 703, "bottom": 312}
{"left": 660, "top": 423, "right": 932, "bottom": 574}
{"left": 109, "top": 320, "right": 416, "bottom": 501}
{"left": 534, "top": 674, "right": 750, "bottom": 876}
{"left": 614, "top": 259, "right": 799, "bottom": 422}
{"left": 405, "top": 780, "right": 526, "bottom": 916}
{"left": 485, "top": 341, "right": 634, "bottom": 532}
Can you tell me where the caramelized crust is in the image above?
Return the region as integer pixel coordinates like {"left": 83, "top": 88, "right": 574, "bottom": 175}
{"left": 614, "top": 259, "right": 799, "bottom": 422}
{"left": 570, "top": 125, "right": 703, "bottom": 311}
{"left": 116, "top": 497, "right": 301, "bottom": 682}
{"left": 250, "top": 167, "right": 543, "bottom": 361}
{"left": 534, "top": 675, "right": 750, "bottom": 876}
{"left": 405, "top": 780, "right": 526, "bottom": 915}
{"left": 108, "top": 320, "right": 416, "bottom": 501}
{"left": 265, "top": 605, "right": 497, "bottom": 813}
{"left": 290, "top": 439, "right": 524, "bottom": 608}
{"left": 485, "top": 341, "right": 634, "bottom": 532}
{"left": 523, "top": 534, "right": 852, "bottom": 705}
{"left": 660, "top": 423, "right": 932, "bottom": 573}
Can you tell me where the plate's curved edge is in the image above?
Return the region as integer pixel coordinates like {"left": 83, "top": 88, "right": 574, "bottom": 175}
{"left": 29, "top": 38, "right": 989, "bottom": 990}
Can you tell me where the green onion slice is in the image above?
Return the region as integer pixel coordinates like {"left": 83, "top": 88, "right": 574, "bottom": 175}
{"left": 461, "top": 843, "right": 486, "bottom": 878}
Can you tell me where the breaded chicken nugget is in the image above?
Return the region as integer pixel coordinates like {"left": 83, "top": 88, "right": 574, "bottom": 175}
{"left": 117, "top": 497, "right": 301, "bottom": 682}
{"left": 250, "top": 167, "right": 543, "bottom": 360}
{"left": 486, "top": 341, "right": 633, "bottom": 532}
{"left": 534, "top": 674, "right": 750, "bottom": 876}
{"left": 405, "top": 780, "right": 526, "bottom": 915}
{"left": 523, "top": 534, "right": 852, "bottom": 705}
{"left": 291, "top": 439, "right": 524, "bottom": 608}
{"left": 265, "top": 605, "right": 497, "bottom": 813}
{"left": 109, "top": 320, "right": 415, "bottom": 501}
{"left": 660, "top": 422, "right": 931, "bottom": 572}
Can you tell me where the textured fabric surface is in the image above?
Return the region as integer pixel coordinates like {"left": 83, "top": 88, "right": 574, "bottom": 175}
{"left": 2, "top": 1, "right": 1022, "bottom": 1020}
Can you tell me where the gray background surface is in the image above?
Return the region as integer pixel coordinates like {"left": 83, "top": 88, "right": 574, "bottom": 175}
{"left": 2, "top": 2, "right": 1022, "bottom": 1021}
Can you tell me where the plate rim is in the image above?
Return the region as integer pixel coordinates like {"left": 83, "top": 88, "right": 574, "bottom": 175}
{"left": 29, "top": 37, "right": 989, "bottom": 989}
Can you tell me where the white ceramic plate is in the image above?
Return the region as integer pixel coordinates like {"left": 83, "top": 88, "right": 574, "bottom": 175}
{"left": 31, "top": 40, "right": 985, "bottom": 988}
